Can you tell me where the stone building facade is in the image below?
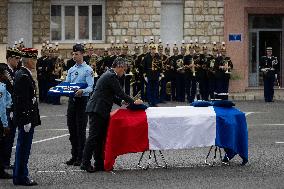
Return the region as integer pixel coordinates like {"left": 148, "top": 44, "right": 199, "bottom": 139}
{"left": 1, "top": 0, "right": 284, "bottom": 94}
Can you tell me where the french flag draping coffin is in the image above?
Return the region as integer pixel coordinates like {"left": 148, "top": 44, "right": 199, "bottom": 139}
{"left": 48, "top": 82, "right": 87, "bottom": 97}
{"left": 104, "top": 106, "right": 248, "bottom": 171}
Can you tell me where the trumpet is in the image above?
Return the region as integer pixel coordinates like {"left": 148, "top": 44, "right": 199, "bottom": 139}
{"left": 152, "top": 56, "right": 162, "bottom": 71}
{"left": 176, "top": 59, "right": 185, "bottom": 73}
{"left": 224, "top": 59, "right": 231, "bottom": 74}
{"left": 191, "top": 57, "right": 196, "bottom": 77}
{"left": 89, "top": 54, "right": 100, "bottom": 77}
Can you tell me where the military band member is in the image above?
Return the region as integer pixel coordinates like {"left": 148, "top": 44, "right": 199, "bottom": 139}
{"left": 0, "top": 67, "right": 13, "bottom": 179}
{"left": 37, "top": 43, "right": 49, "bottom": 103}
{"left": 65, "top": 44, "right": 94, "bottom": 166}
{"left": 132, "top": 43, "right": 141, "bottom": 97}
{"left": 136, "top": 41, "right": 148, "bottom": 100}
{"left": 214, "top": 42, "right": 233, "bottom": 100}
{"left": 259, "top": 47, "right": 279, "bottom": 102}
{"left": 119, "top": 39, "right": 132, "bottom": 95}
{"left": 143, "top": 43, "right": 162, "bottom": 106}
{"left": 176, "top": 41, "right": 186, "bottom": 102}
{"left": 1, "top": 47, "right": 21, "bottom": 170}
{"left": 197, "top": 43, "right": 210, "bottom": 101}
{"left": 206, "top": 44, "right": 217, "bottom": 100}
{"left": 157, "top": 39, "right": 168, "bottom": 103}
{"left": 184, "top": 42, "right": 197, "bottom": 103}
{"left": 13, "top": 48, "right": 41, "bottom": 186}
{"left": 165, "top": 42, "right": 171, "bottom": 56}
{"left": 168, "top": 44, "right": 179, "bottom": 101}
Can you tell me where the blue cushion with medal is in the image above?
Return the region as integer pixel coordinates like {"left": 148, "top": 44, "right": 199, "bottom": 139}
{"left": 190, "top": 101, "right": 212, "bottom": 107}
{"left": 126, "top": 103, "right": 148, "bottom": 110}
{"left": 211, "top": 100, "right": 235, "bottom": 107}
{"left": 48, "top": 82, "right": 88, "bottom": 97}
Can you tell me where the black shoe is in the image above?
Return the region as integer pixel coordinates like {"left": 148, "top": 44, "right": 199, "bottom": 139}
{"left": 222, "top": 155, "right": 229, "bottom": 163}
{"left": 73, "top": 160, "right": 82, "bottom": 166}
{"left": 4, "top": 164, "right": 14, "bottom": 170}
{"left": 0, "top": 171, "right": 13, "bottom": 179}
{"left": 65, "top": 158, "right": 76, "bottom": 165}
{"left": 80, "top": 164, "right": 96, "bottom": 173}
{"left": 14, "top": 179, "right": 38, "bottom": 186}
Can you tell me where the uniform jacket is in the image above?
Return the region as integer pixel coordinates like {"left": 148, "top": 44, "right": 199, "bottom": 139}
{"left": 13, "top": 67, "right": 41, "bottom": 127}
{"left": 0, "top": 82, "right": 12, "bottom": 128}
{"left": 86, "top": 69, "right": 134, "bottom": 119}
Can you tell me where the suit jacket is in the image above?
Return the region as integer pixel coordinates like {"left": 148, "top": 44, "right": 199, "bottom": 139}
{"left": 13, "top": 67, "right": 41, "bottom": 127}
{"left": 85, "top": 69, "right": 134, "bottom": 119}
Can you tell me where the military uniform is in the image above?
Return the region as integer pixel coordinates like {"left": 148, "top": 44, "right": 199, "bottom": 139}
{"left": 0, "top": 79, "right": 12, "bottom": 179}
{"left": 259, "top": 47, "right": 279, "bottom": 102}
{"left": 65, "top": 44, "right": 94, "bottom": 166}
{"left": 1, "top": 48, "right": 21, "bottom": 169}
{"left": 214, "top": 44, "right": 233, "bottom": 100}
{"left": 13, "top": 48, "right": 40, "bottom": 186}
{"left": 143, "top": 44, "right": 162, "bottom": 106}
{"left": 176, "top": 43, "right": 186, "bottom": 102}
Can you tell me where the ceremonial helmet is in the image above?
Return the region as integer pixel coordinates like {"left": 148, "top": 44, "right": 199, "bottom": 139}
{"left": 158, "top": 38, "right": 163, "bottom": 51}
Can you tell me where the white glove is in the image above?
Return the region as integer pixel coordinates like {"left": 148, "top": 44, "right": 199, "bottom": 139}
{"left": 159, "top": 77, "right": 162, "bottom": 81}
{"left": 10, "top": 112, "right": 13, "bottom": 119}
{"left": 144, "top": 77, "right": 148, "bottom": 83}
{"left": 275, "top": 74, "right": 278, "bottom": 80}
{"left": 24, "top": 123, "right": 32, "bottom": 133}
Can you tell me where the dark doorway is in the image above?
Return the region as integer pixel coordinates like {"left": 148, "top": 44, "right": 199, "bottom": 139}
{"left": 259, "top": 31, "right": 282, "bottom": 86}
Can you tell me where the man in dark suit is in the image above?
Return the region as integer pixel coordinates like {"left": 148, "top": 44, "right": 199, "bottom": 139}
{"left": 81, "top": 57, "right": 143, "bottom": 172}
{"left": 13, "top": 48, "right": 41, "bottom": 186}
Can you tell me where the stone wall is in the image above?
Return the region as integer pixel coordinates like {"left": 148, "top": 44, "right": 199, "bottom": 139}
{"left": 106, "top": 0, "right": 161, "bottom": 44}
{"left": 33, "top": 0, "right": 51, "bottom": 44}
{"left": 184, "top": 0, "right": 224, "bottom": 43}
{"left": 0, "top": 0, "right": 8, "bottom": 44}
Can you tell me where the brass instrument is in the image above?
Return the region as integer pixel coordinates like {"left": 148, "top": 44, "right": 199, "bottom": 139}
{"left": 176, "top": 58, "right": 185, "bottom": 73}
{"left": 89, "top": 54, "right": 99, "bottom": 77}
{"left": 151, "top": 55, "right": 162, "bottom": 71}
{"left": 191, "top": 57, "right": 196, "bottom": 77}
{"left": 125, "top": 55, "right": 135, "bottom": 76}
{"left": 53, "top": 57, "right": 63, "bottom": 80}
{"left": 162, "top": 56, "right": 169, "bottom": 72}
{"left": 224, "top": 59, "right": 231, "bottom": 74}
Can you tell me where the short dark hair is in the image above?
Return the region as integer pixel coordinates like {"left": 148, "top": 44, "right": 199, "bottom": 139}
{"left": 112, "top": 57, "right": 127, "bottom": 68}
{"left": 73, "top": 44, "right": 85, "bottom": 53}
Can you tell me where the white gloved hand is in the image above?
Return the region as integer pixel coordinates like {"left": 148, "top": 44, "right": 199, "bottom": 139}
{"left": 24, "top": 123, "right": 32, "bottom": 133}
{"left": 159, "top": 77, "right": 162, "bottom": 81}
{"left": 275, "top": 74, "right": 278, "bottom": 80}
{"left": 144, "top": 77, "right": 148, "bottom": 83}
{"left": 10, "top": 112, "right": 13, "bottom": 119}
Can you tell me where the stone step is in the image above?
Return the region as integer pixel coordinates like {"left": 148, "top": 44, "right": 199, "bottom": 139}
{"left": 229, "top": 87, "right": 284, "bottom": 101}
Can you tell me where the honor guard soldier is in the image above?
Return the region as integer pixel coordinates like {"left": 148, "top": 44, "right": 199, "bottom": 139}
{"left": 175, "top": 40, "right": 186, "bottom": 102}
{"left": 157, "top": 39, "right": 168, "bottom": 102}
{"left": 259, "top": 47, "right": 279, "bottom": 102}
{"left": 168, "top": 43, "right": 180, "bottom": 101}
{"left": 13, "top": 48, "right": 41, "bottom": 186}
{"left": 184, "top": 41, "right": 197, "bottom": 103}
{"left": 143, "top": 42, "right": 162, "bottom": 106}
{"left": 197, "top": 41, "right": 210, "bottom": 101}
{"left": 0, "top": 67, "right": 12, "bottom": 179}
{"left": 214, "top": 42, "right": 233, "bottom": 100}
{"left": 65, "top": 44, "right": 94, "bottom": 166}
{"left": 0, "top": 47, "right": 21, "bottom": 170}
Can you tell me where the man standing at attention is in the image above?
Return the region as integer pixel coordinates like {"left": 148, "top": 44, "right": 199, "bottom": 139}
{"left": 13, "top": 48, "right": 41, "bottom": 186}
{"left": 65, "top": 44, "right": 94, "bottom": 166}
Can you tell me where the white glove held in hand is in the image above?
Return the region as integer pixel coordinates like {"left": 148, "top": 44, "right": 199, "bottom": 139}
{"left": 144, "top": 77, "right": 148, "bottom": 83}
{"left": 24, "top": 123, "right": 32, "bottom": 133}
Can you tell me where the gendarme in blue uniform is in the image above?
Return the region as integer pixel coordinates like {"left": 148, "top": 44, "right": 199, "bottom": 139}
{"left": 66, "top": 62, "right": 94, "bottom": 96}
{"left": 65, "top": 59, "right": 94, "bottom": 165}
